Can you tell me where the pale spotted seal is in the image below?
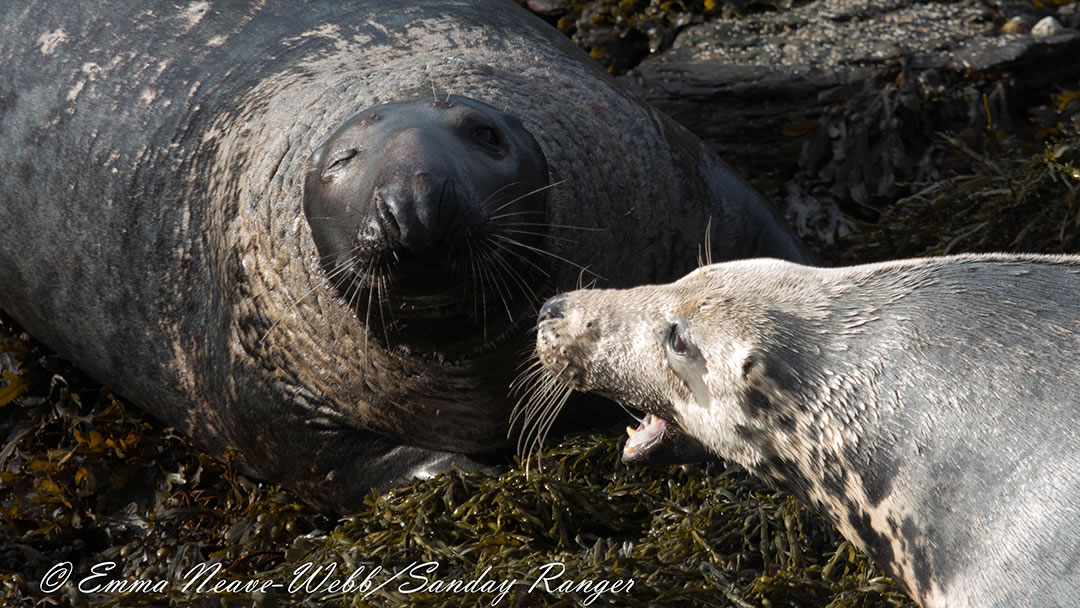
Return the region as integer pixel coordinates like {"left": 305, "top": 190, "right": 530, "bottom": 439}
{"left": 531, "top": 254, "right": 1080, "bottom": 607}
{"left": 0, "top": 0, "right": 806, "bottom": 511}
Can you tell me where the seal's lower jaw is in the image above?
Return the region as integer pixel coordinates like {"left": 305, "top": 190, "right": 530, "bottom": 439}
{"left": 395, "top": 305, "right": 533, "bottom": 363}
{"left": 383, "top": 274, "right": 544, "bottom": 363}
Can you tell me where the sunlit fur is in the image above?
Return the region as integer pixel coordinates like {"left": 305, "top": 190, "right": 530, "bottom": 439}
{"left": 532, "top": 254, "right": 1080, "bottom": 608}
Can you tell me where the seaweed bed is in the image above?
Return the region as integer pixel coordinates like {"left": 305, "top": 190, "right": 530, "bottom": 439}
{"left": 1, "top": 313, "right": 917, "bottom": 607}
{"left": 3, "top": 2, "right": 1080, "bottom": 607}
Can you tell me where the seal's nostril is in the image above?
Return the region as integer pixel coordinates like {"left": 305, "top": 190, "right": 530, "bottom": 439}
{"left": 538, "top": 294, "right": 567, "bottom": 323}
{"left": 376, "top": 173, "right": 455, "bottom": 251}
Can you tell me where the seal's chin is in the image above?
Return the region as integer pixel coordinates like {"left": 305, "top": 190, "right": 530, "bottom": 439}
{"left": 381, "top": 273, "right": 543, "bottom": 363}
{"left": 393, "top": 300, "right": 533, "bottom": 362}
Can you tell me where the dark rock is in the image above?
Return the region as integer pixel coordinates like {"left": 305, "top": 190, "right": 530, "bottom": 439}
{"left": 625, "top": 0, "right": 1080, "bottom": 206}
{"left": 524, "top": 0, "right": 574, "bottom": 18}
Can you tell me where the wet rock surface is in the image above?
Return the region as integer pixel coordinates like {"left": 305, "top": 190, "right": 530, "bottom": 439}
{"left": 623, "top": 0, "right": 1080, "bottom": 208}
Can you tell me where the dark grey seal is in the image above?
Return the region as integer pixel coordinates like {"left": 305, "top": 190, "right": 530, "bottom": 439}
{"left": 0, "top": 0, "right": 805, "bottom": 512}
{"left": 531, "top": 254, "right": 1080, "bottom": 608}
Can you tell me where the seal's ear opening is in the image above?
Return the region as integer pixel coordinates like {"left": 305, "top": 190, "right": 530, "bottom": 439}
{"left": 741, "top": 350, "right": 767, "bottom": 382}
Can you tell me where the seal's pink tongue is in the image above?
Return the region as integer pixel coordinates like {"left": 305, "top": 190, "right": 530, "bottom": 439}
{"left": 624, "top": 413, "right": 667, "bottom": 457}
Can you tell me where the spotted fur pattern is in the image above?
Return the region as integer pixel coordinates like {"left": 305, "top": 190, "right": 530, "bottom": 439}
{"left": 536, "top": 254, "right": 1080, "bottom": 607}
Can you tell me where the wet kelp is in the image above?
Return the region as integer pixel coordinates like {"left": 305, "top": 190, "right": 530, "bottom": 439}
{"left": 842, "top": 131, "right": 1080, "bottom": 262}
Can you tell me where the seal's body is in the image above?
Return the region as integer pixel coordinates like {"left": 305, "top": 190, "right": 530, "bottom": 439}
{"left": 534, "top": 254, "right": 1080, "bottom": 607}
{"left": 0, "top": 1, "right": 804, "bottom": 510}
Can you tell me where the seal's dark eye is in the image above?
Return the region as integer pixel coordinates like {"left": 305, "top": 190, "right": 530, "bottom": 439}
{"left": 668, "top": 322, "right": 691, "bottom": 357}
{"left": 323, "top": 149, "right": 358, "bottom": 177}
{"left": 472, "top": 125, "right": 500, "bottom": 148}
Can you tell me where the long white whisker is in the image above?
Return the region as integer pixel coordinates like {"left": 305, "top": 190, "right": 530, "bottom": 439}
{"left": 479, "top": 244, "right": 542, "bottom": 308}
{"left": 496, "top": 221, "right": 606, "bottom": 232}
{"left": 487, "top": 179, "right": 567, "bottom": 215}
{"left": 500, "top": 228, "right": 578, "bottom": 245}
{"left": 491, "top": 234, "right": 600, "bottom": 277}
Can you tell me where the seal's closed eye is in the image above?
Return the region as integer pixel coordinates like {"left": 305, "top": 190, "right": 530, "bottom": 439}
{"left": 323, "top": 148, "right": 358, "bottom": 178}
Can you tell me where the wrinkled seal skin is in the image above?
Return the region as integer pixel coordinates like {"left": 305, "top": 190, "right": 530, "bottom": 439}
{"left": 0, "top": 0, "right": 805, "bottom": 512}
{"left": 535, "top": 254, "right": 1080, "bottom": 607}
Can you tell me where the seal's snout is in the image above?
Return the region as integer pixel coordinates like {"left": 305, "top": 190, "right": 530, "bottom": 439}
{"left": 534, "top": 293, "right": 592, "bottom": 390}
{"left": 376, "top": 173, "right": 458, "bottom": 251}
{"left": 538, "top": 294, "right": 567, "bottom": 323}
{"left": 303, "top": 95, "right": 554, "bottom": 353}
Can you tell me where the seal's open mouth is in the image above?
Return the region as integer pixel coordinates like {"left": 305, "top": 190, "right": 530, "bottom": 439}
{"left": 621, "top": 409, "right": 711, "bottom": 465}
{"left": 624, "top": 413, "right": 667, "bottom": 460}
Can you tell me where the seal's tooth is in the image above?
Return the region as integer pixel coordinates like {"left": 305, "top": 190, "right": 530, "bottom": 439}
{"left": 626, "top": 425, "right": 638, "bottom": 437}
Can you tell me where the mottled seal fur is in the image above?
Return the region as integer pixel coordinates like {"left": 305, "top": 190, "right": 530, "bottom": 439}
{"left": 0, "top": 1, "right": 805, "bottom": 511}
{"left": 532, "top": 254, "right": 1080, "bottom": 607}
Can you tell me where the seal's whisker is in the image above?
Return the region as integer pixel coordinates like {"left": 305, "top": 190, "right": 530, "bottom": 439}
{"left": 325, "top": 248, "right": 375, "bottom": 306}
{"left": 487, "top": 210, "right": 550, "bottom": 221}
{"left": 487, "top": 179, "right": 566, "bottom": 215}
{"left": 491, "top": 234, "right": 599, "bottom": 278}
{"left": 319, "top": 242, "right": 366, "bottom": 269}
{"left": 347, "top": 255, "right": 378, "bottom": 314}
{"left": 516, "top": 384, "right": 553, "bottom": 468}
{"left": 616, "top": 402, "right": 644, "bottom": 425}
{"left": 326, "top": 262, "right": 358, "bottom": 294}
{"left": 480, "top": 180, "right": 525, "bottom": 209}
{"left": 510, "top": 366, "right": 549, "bottom": 407}
{"left": 575, "top": 267, "right": 600, "bottom": 291}
{"left": 346, "top": 263, "right": 373, "bottom": 344}
{"left": 511, "top": 369, "right": 552, "bottom": 416}
{"left": 519, "top": 382, "right": 558, "bottom": 453}
{"left": 497, "top": 221, "right": 605, "bottom": 233}
{"left": 509, "top": 363, "right": 548, "bottom": 408}
{"left": 352, "top": 261, "right": 383, "bottom": 347}
{"left": 531, "top": 383, "right": 572, "bottom": 458}
{"left": 487, "top": 239, "right": 552, "bottom": 279}
{"left": 501, "top": 228, "right": 577, "bottom": 245}
{"left": 509, "top": 360, "right": 550, "bottom": 418}
{"left": 698, "top": 216, "right": 714, "bottom": 268}
{"left": 512, "top": 372, "right": 559, "bottom": 447}
{"left": 478, "top": 244, "right": 541, "bottom": 310}
{"left": 487, "top": 254, "right": 540, "bottom": 310}
{"left": 515, "top": 365, "right": 566, "bottom": 440}
{"left": 521, "top": 378, "right": 573, "bottom": 476}
{"left": 362, "top": 261, "right": 380, "bottom": 362}
{"left": 340, "top": 256, "right": 366, "bottom": 308}
{"left": 464, "top": 241, "right": 489, "bottom": 339}
{"left": 375, "top": 272, "right": 393, "bottom": 349}
{"left": 484, "top": 257, "right": 520, "bottom": 323}
{"left": 474, "top": 247, "right": 515, "bottom": 322}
